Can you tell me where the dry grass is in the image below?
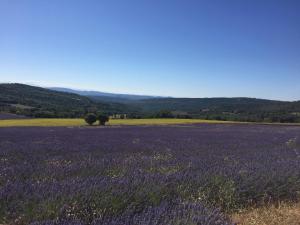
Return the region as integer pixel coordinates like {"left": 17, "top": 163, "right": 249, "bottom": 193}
{"left": 231, "top": 202, "right": 300, "bottom": 225}
{"left": 0, "top": 118, "right": 232, "bottom": 127}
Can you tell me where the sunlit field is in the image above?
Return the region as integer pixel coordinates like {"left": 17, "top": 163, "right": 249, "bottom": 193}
{"left": 1, "top": 118, "right": 299, "bottom": 128}
{"left": 0, "top": 118, "right": 233, "bottom": 127}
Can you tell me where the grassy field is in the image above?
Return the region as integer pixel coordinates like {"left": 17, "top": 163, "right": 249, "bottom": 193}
{"left": 0, "top": 118, "right": 235, "bottom": 127}
{"left": 231, "top": 202, "right": 300, "bottom": 225}
{"left": 1, "top": 118, "right": 299, "bottom": 127}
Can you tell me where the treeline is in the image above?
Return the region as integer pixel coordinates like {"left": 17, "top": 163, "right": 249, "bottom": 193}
{"left": 126, "top": 98, "right": 300, "bottom": 123}
{"left": 123, "top": 110, "right": 300, "bottom": 123}
{"left": 198, "top": 112, "right": 300, "bottom": 123}
{"left": 1, "top": 103, "right": 92, "bottom": 118}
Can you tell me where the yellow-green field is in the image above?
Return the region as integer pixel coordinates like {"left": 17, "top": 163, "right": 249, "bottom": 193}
{"left": 0, "top": 118, "right": 233, "bottom": 127}
{"left": 1, "top": 118, "right": 299, "bottom": 127}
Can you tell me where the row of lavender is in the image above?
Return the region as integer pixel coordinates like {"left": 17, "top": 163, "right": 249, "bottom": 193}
{"left": 1, "top": 124, "right": 300, "bottom": 224}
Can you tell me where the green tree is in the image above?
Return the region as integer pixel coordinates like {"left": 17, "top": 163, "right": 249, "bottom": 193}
{"left": 98, "top": 114, "right": 109, "bottom": 126}
{"left": 156, "top": 110, "right": 174, "bottom": 118}
{"left": 84, "top": 113, "right": 97, "bottom": 125}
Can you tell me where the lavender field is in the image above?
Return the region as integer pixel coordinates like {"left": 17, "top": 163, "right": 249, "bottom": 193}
{"left": 1, "top": 124, "right": 300, "bottom": 225}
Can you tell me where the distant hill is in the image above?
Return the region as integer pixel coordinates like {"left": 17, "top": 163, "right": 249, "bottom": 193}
{"left": 49, "top": 87, "right": 163, "bottom": 102}
{"left": 0, "top": 83, "right": 134, "bottom": 118}
{"left": 1, "top": 83, "right": 300, "bottom": 123}
{"left": 131, "top": 97, "right": 280, "bottom": 112}
{"left": 129, "top": 97, "right": 300, "bottom": 122}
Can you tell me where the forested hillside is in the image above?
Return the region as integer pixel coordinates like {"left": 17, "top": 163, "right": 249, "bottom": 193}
{"left": 1, "top": 83, "right": 300, "bottom": 122}
{"left": 129, "top": 98, "right": 300, "bottom": 122}
{"left": 0, "top": 83, "right": 133, "bottom": 118}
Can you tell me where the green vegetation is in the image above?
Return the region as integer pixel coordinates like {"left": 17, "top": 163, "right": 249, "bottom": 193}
{"left": 127, "top": 98, "right": 300, "bottom": 123}
{"left": 84, "top": 113, "right": 97, "bottom": 125}
{"left": 1, "top": 83, "right": 300, "bottom": 123}
{"left": 97, "top": 113, "right": 109, "bottom": 125}
{"left": 0, "top": 83, "right": 137, "bottom": 118}
{"left": 84, "top": 113, "right": 110, "bottom": 126}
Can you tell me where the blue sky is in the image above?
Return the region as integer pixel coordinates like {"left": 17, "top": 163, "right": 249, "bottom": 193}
{"left": 0, "top": 0, "right": 299, "bottom": 100}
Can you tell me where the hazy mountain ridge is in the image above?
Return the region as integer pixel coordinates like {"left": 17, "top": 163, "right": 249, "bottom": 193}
{"left": 49, "top": 87, "right": 163, "bottom": 101}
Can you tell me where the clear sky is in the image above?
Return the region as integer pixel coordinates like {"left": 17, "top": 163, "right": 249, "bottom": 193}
{"left": 0, "top": 0, "right": 299, "bottom": 100}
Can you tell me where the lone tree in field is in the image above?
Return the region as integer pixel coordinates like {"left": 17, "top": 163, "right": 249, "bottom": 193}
{"left": 98, "top": 114, "right": 109, "bottom": 126}
{"left": 84, "top": 113, "right": 97, "bottom": 125}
